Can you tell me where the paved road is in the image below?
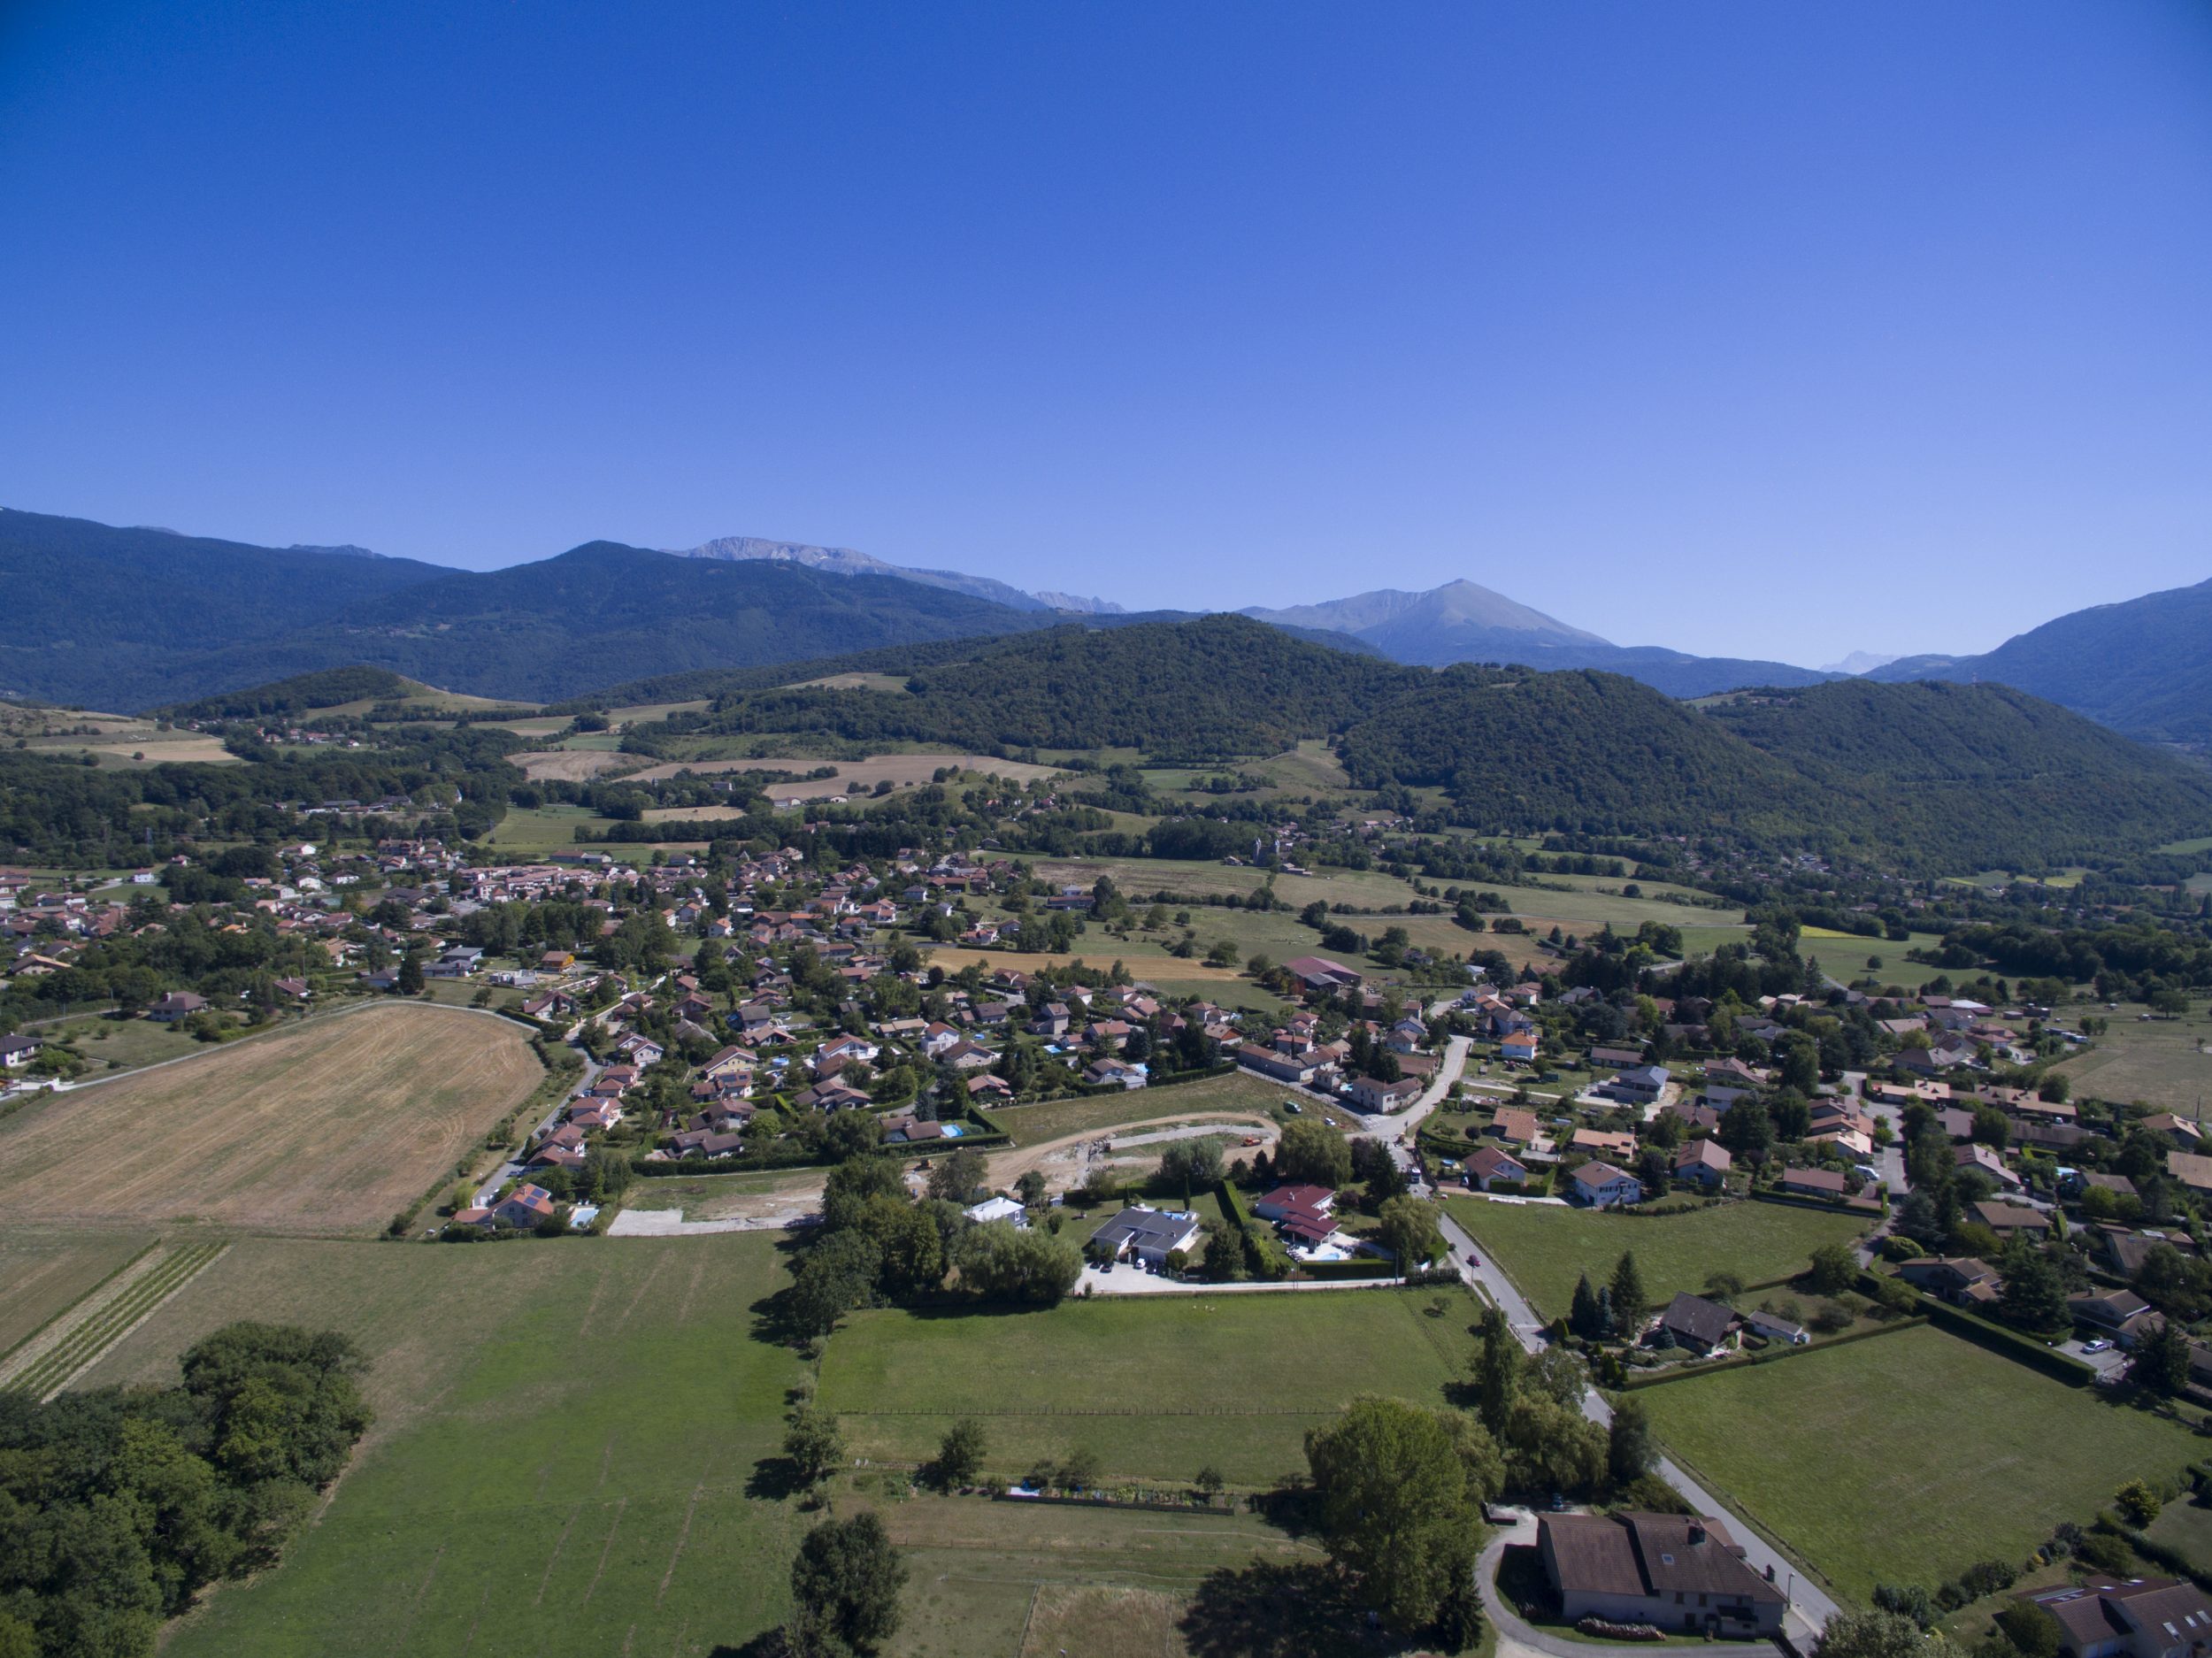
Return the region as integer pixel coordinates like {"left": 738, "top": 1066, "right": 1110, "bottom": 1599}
{"left": 1361, "top": 1032, "right": 1474, "bottom": 1153}
{"left": 1441, "top": 1194, "right": 1841, "bottom": 1639}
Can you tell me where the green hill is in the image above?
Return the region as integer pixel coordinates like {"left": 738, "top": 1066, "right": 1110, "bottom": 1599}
{"left": 663, "top": 619, "right": 2212, "bottom": 870}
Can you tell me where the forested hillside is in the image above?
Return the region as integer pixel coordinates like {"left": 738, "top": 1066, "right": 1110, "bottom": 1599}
{"left": 0, "top": 509, "right": 450, "bottom": 709}
{"left": 1337, "top": 665, "right": 1820, "bottom": 835}
{"left": 1870, "top": 577, "right": 2212, "bottom": 746}
{"left": 630, "top": 618, "right": 2212, "bottom": 870}
{"left": 1705, "top": 679, "right": 2212, "bottom": 868}
{"left": 671, "top": 617, "right": 1417, "bottom": 755}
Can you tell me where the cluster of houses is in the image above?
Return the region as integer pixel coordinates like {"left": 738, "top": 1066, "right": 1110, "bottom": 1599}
{"left": 1087, "top": 1180, "right": 1388, "bottom": 1273}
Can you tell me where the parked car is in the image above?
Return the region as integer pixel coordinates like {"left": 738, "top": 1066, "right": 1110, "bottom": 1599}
{"left": 2083, "top": 1339, "right": 2113, "bottom": 1354}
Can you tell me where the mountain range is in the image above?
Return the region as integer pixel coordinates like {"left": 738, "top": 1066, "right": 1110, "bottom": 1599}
{"left": 2, "top": 505, "right": 2206, "bottom": 749}
{"left": 1242, "top": 580, "right": 1838, "bottom": 698}
{"left": 669, "top": 534, "right": 1124, "bottom": 615}
{"left": 1865, "top": 575, "right": 2212, "bottom": 747}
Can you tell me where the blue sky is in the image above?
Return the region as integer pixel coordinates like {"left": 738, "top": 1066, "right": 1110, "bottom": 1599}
{"left": 3, "top": 2, "right": 2208, "bottom": 666}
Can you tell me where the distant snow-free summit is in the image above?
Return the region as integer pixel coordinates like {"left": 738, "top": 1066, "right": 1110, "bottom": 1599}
{"left": 671, "top": 533, "right": 1123, "bottom": 616}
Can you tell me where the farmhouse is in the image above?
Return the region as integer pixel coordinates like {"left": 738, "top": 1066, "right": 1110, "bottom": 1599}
{"left": 1778, "top": 1167, "right": 1848, "bottom": 1201}
{"left": 1971, "top": 1200, "right": 2053, "bottom": 1239}
{"left": 148, "top": 991, "right": 209, "bottom": 1023}
{"left": 0, "top": 1033, "right": 40, "bottom": 1068}
{"left": 1601, "top": 1064, "right": 1671, "bottom": 1106}
{"left": 1674, "top": 1139, "right": 1731, "bottom": 1191}
{"left": 1899, "top": 1255, "right": 2001, "bottom": 1308}
{"left": 1490, "top": 1108, "right": 1540, "bottom": 1148}
{"left": 1281, "top": 956, "right": 1363, "bottom": 994}
{"left": 1538, "top": 1513, "right": 1786, "bottom": 1638}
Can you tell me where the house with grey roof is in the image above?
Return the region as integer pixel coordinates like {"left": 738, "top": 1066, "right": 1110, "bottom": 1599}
{"left": 1087, "top": 1205, "right": 1202, "bottom": 1269}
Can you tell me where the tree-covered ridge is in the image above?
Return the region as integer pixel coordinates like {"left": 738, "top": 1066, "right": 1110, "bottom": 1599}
{"left": 1706, "top": 679, "right": 2212, "bottom": 868}
{"left": 629, "top": 617, "right": 2212, "bottom": 869}
{"left": 0, "top": 510, "right": 450, "bottom": 711}
{"left": 0, "top": 1323, "right": 370, "bottom": 1658}
{"left": 159, "top": 666, "right": 413, "bottom": 721}
{"left": 1338, "top": 664, "right": 1820, "bottom": 837}
{"left": 680, "top": 617, "right": 1421, "bottom": 755}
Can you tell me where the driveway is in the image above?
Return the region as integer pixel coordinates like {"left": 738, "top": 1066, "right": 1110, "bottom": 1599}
{"left": 1476, "top": 1520, "right": 1786, "bottom": 1658}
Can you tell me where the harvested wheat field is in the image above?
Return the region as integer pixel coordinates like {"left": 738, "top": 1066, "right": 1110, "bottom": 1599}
{"left": 0, "top": 1004, "right": 543, "bottom": 1236}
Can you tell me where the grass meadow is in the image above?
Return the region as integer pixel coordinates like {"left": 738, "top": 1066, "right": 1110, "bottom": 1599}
{"left": 2050, "top": 1008, "right": 2212, "bottom": 1112}
{"left": 1443, "top": 1196, "right": 1873, "bottom": 1320}
{"left": 815, "top": 1283, "right": 1476, "bottom": 1488}
{"left": 1639, "top": 1324, "right": 2205, "bottom": 1602}
{"left": 78, "top": 1228, "right": 1441, "bottom": 1657}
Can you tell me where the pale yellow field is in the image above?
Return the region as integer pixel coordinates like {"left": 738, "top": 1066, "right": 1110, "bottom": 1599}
{"left": 512, "top": 748, "right": 641, "bottom": 780}
{"left": 0, "top": 1004, "right": 543, "bottom": 1236}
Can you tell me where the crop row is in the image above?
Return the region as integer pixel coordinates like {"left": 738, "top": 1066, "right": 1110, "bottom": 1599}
{"left": 4, "top": 1242, "right": 228, "bottom": 1401}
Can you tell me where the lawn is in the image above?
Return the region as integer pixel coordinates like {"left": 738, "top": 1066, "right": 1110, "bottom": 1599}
{"left": 0, "top": 1231, "right": 155, "bottom": 1355}
{"left": 2050, "top": 1008, "right": 2212, "bottom": 1111}
{"left": 481, "top": 801, "right": 620, "bottom": 849}
{"left": 2144, "top": 1493, "right": 2212, "bottom": 1572}
{"left": 0, "top": 1003, "right": 543, "bottom": 1236}
{"left": 34, "top": 1012, "right": 207, "bottom": 1073}
{"left": 1443, "top": 1197, "right": 1872, "bottom": 1319}
{"left": 94, "top": 1232, "right": 813, "bottom": 1658}
{"left": 1638, "top": 1324, "right": 2206, "bottom": 1603}
{"left": 990, "top": 1072, "right": 1292, "bottom": 1148}
{"left": 816, "top": 1284, "right": 1473, "bottom": 1487}
{"left": 859, "top": 1490, "right": 1329, "bottom": 1658}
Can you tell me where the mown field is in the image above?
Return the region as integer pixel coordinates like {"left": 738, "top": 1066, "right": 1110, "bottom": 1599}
{"left": 864, "top": 1493, "right": 1327, "bottom": 1658}
{"left": 1443, "top": 1196, "right": 1872, "bottom": 1319}
{"left": 1639, "top": 1324, "right": 2205, "bottom": 1602}
{"left": 81, "top": 1230, "right": 1349, "bottom": 1658}
{"left": 94, "top": 1232, "right": 810, "bottom": 1658}
{"left": 0, "top": 1231, "right": 154, "bottom": 1355}
{"left": 2050, "top": 1009, "right": 2212, "bottom": 1111}
{"left": 816, "top": 1284, "right": 1473, "bottom": 1487}
{"left": 0, "top": 1004, "right": 542, "bottom": 1235}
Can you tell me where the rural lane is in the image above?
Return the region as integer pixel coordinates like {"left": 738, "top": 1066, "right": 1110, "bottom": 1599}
{"left": 1443, "top": 1194, "right": 1840, "bottom": 1641}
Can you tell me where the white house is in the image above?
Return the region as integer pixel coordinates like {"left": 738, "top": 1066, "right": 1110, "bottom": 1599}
{"left": 1568, "top": 1162, "right": 1643, "bottom": 1209}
